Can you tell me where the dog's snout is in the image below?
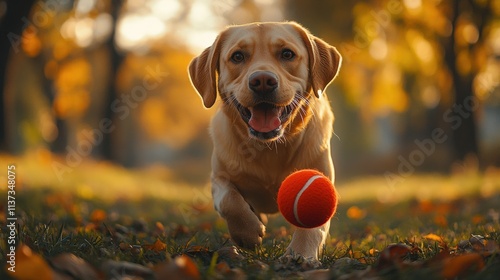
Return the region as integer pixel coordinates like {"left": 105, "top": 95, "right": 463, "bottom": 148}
{"left": 249, "top": 71, "right": 278, "bottom": 95}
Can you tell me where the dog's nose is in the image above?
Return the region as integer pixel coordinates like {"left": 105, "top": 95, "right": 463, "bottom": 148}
{"left": 249, "top": 71, "right": 278, "bottom": 95}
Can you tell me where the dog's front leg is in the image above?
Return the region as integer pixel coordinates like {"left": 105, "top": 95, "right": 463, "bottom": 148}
{"left": 285, "top": 220, "right": 330, "bottom": 260}
{"left": 212, "top": 176, "right": 265, "bottom": 249}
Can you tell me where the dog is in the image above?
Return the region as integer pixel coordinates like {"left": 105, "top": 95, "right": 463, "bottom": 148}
{"left": 188, "top": 21, "right": 341, "bottom": 262}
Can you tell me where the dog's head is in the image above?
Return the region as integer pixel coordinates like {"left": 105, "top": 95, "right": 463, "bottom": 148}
{"left": 189, "top": 22, "right": 341, "bottom": 142}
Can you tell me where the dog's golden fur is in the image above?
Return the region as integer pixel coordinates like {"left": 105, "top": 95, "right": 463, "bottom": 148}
{"left": 189, "top": 21, "right": 341, "bottom": 261}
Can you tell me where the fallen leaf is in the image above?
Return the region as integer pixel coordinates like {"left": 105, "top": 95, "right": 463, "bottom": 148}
{"left": 346, "top": 206, "right": 367, "bottom": 220}
{"left": 216, "top": 246, "right": 245, "bottom": 263}
{"left": 50, "top": 253, "right": 101, "bottom": 280}
{"left": 90, "top": 209, "right": 107, "bottom": 224}
{"left": 131, "top": 245, "right": 142, "bottom": 255}
{"left": 114, "top": 224, "right": 130, "bottom": 234}
{"left": 434, "top": 215, "right": 448, "bottom": 227}
{"left": 154, "top": 255, "right": 200, "bottom": 280}
{"left": 457, "top": 239, "right": 473, "bottom": 253}
{"left": 483, "top": 239, "right": 499, "bottom": 253}
{"left": 119, "top": 242, "right": 132, "bottom": 251}
{"left": 471, "top": 215, "right": 484, "bottom": 224}
{"left": 375, "top": 243, "right": 412, "bottom": 269}
{"left": 380, "top": 243, "right": 411, "bottom": 260}
{"left": 84, "top": 223, "right": 98, "bottom": 232}
{"left": 215, "top": 261, "right": 231, "bottom": 274}
{"left": 155, "top": 221, "right": 165, "bottom": 233}
{"left": 423, "top": 233, "right": 445, "bottom": 246}
{"left": 144, "top": 239, "right": 167, "bottom": 253}
{"left": 441, "top": 253, "right": 485, "bottom": 278}
{"left": 469, "top": 234, "right": 485, "bottom": 252}
{"left": 180, "top": 245, "right": 213, "bottom": 265}
{"left": 469, "top": 234, "right": 485, "bottom": 242}
{"left": 369, "top": 248, "right": 379, "bottom": 256}
{"left": 102, "top": 260, "right": 154, "bottom": 279}
{"left": 417, "top": 200, "right": 435, "bottom": 213}
{"left": 8, "top": 245, "right": 53, "bottom": 280}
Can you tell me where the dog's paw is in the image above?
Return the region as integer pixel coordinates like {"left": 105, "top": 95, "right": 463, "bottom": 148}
{"left": 226, "top": 213, "right": 265, "bottom": 249}
{"left": 276, "top": 253, "right": 321, "bottom": 271}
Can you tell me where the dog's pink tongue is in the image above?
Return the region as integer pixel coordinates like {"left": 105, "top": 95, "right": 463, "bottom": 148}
{"left": 249, "top": 107, "right": 281, "bottom": 133}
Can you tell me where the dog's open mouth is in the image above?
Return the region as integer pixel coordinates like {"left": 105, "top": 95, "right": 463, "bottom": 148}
{"left": 236, "top": 101, "right": 293, "bottom": 140}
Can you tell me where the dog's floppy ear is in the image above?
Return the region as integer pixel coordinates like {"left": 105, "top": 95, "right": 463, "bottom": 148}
{"left": 292, "top": 23, "right": 342, "bottom": 98}
{"left": 188, "top": 35, "right": 222, "bottom": 108}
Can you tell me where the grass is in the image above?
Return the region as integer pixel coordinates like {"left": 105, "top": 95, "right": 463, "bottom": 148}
{"left": 1, "top": 150, "right": 500, "bottom": 279}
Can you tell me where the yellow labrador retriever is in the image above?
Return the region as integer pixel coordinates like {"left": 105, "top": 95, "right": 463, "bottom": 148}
{"left": 188, "top": 22, "right": 341, "bottom": 262}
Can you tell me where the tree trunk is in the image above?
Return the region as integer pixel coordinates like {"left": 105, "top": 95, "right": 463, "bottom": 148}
{"left": 100, "top": 0, "right": 123, "bottom": 160}
{"left": 444, "top": 0, "right": 478, "bottom": 163}
{"left": 0, "top": 0, "right": 36, "bottom": 151}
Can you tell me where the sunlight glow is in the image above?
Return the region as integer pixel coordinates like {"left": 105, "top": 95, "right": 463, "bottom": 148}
{"left": 489, "top": 28, "right": 500, "bottom": 54}
{"left": 75, "top": 0, "right": 96, "bottom": 16}
{"left": 403, "top": 0, "right": 422, "bottom": 10}
{"left": 60, "top": 14, "right": 112, "bottom": 48}
{"left": 93, "top": 13, "right": 113, "bottom": 43}
{"left": 474, "top": 65, "right": 500, "bottom": 100}
{"left": 125, "top": 0, "right": 146, "bottom": 10}
{"left": 414, "top": 39, "right": 433, "bottom": 63}
{"left": 40, "top": 111, "right": 58, "bottom": 142}
{"left": 188, "top": 1, "right": 217, "bottom": 28}
{"left": 421, "top": 86, "right": 440, "bottom": 109}
{"left": 254, "top": 0, "right": 276, "bottom": 4}
{"left": 113, "top": 0, "right": 283, "bottom": 53}
{"left": 74, "top": 17, "right": 94, "bottom": 47}
{"left": 182, "top": 0, "right": 228, "bottom": 52}
{"left": 183, "top": 29, "right": 219, "bottom": 52}
{"left": 116, "top": 14, "right": 167, "bottom": 51}
{"left": 149, "top": 0, "right": 182, "bottom": 21}
{"left": 60, "top": 18, "right": 75, "bottom": 39}
{"left": 369, "top": 38, "right": 388, "bottom": 60}
{"left": 407, "top": 29, "right": 435, "bottom": 70}
{"left": 463, "top": 23, "right": 479, "bottom": 44}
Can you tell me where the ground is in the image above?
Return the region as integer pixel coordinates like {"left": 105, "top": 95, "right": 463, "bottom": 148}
{"left": 1, "top": 151, "right": 499, "bottom": 279}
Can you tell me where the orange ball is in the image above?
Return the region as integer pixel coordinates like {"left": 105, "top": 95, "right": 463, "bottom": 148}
{"left": 277, "top": 169, "right": 338, "bottom": 228}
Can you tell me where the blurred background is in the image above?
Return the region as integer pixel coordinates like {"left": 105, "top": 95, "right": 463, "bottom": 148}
{"left": 0, "top": 0, "right": 499, "bottom": 185}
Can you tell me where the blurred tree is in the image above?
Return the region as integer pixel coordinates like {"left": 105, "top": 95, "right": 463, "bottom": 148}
{"left": 0, "top": 0, "right": 36, "bottom": 151}
{"left": 4, "top": 0, "right": 118, "bottom": 157}
{"left": 285, "top": 0, "right": 499, "bottom": 175}
{"left": 48, "top": 0, "right": 116, "bottom": 155}
{"left": 443, "top": 0, "right": 491, "bottom": 162}
{"left": 100, "top": 0, "right": 122, "bottom": 160}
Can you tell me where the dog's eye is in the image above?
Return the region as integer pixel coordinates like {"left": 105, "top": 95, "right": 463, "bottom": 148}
{"left": 281, "top": 49, "right": 295, "bottom": 60}
{"left": 231, "top": 51, "right": 245, "bottom": 63}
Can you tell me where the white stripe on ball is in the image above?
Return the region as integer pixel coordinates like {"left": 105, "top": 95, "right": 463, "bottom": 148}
{"left": 293, "top": 174, "right": 322, "bottom": 227}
